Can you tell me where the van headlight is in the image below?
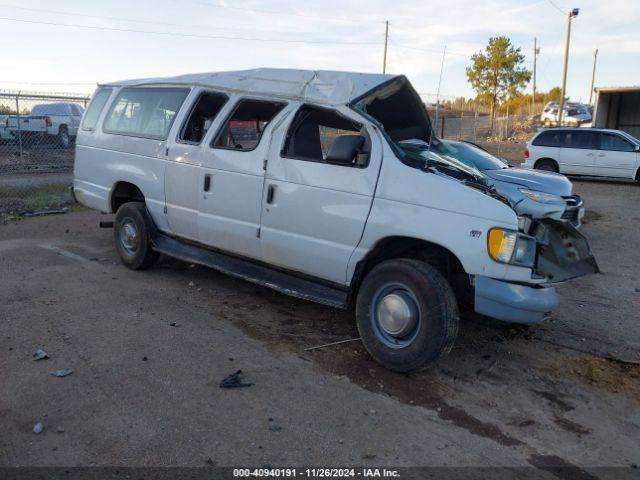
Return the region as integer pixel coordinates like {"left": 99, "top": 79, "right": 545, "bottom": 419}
{"left": 519, "top": 188, "right": 564, "bottom": 204}
{"left": 488, "top": 228, "right": 536, "bottom": 267}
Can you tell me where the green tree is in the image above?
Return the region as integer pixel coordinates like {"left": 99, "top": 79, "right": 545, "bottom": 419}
{"left": 466, "top": 36, "right": 531, "bottom": 130}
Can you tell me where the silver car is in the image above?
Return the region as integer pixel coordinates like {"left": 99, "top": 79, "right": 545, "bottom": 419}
{"left": 401, "top": 139, "right": 585, "bottom": 227}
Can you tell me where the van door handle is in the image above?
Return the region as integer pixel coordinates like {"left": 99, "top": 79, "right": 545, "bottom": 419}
{"left": 266, "top": 184, "right": 276, "bottom": 204}
{"left": 203, "top": 174, "right": 211, "bottom": 192}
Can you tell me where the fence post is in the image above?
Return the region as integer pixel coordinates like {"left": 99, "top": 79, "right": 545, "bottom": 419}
{"left": 440, "top": 115, "right": 445, "bottom": 138}
{"left": 473, "top": 109, "right": 478, "bottom": 141}
{"left": 15, "top": 91, "right": 23, "bottom": 157}
{"left": 458, "top": 112, "right": 462, "bottom": 140}
{"left": 505, "top": 106, "right": 510, "bottom": 141}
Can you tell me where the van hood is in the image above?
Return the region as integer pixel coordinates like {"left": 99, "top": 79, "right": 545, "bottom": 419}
{"left": 484, "top": 168, "right": 573, "bottom": 196}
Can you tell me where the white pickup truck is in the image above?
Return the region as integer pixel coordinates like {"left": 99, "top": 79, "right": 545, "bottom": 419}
{"left": 6, "top": 102, "right": 84, "bottom": 148}
{"left": 73, "top": 69, "right": 599, "bottom": 372}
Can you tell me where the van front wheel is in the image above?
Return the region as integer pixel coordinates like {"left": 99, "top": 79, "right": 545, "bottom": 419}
{"left": 114, "top": 202, "right": 158, "bottom": 270}
{"left": 355, "top": 259, "right": 459, "bottom": 372}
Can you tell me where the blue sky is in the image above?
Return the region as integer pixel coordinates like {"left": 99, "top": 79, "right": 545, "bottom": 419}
{"left": 0, "top": 0, "right": 638, "bottom": 102}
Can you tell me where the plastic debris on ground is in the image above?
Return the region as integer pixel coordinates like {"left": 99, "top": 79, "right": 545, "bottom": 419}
{"left": 219, "top": 369, "right": 252, "bottom": 388}
{"left": 49, "top": 368, "right": 73, "bottom": 378}
{"left": 33, "top": 348, "right": 49, "bottom": 361}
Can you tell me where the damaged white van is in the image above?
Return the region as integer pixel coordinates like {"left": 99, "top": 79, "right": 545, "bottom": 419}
{"left": 73, "top": 69, "right": 598, "bottom": 371}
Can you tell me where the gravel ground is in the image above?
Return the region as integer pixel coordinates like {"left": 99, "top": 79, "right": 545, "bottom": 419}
{"left": 0, "top": 154, "right": 639, "bottom": 473}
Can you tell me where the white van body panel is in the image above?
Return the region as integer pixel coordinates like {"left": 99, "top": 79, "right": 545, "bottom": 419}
{"left": 261, "top": 104, "right": 383, "bottom": 284}
{"left": 345, "top": 140, "right": 534, "bottom": 284}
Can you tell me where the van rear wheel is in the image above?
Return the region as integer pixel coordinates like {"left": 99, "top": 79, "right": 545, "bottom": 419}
{"left": 114, "top": 202, "right": 158, "bottom": 270}
{"left": 355, "top": 259, "right": 459, "bottom": 372}
{"left": 535, "top": 159, "right": 558, "bottom": 172}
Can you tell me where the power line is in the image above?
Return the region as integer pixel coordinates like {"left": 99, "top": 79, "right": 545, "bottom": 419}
{"left": 545, "top": 0, "right": 567, "bottom": 15}
{"left": 0, "top": 16, "right": 381, "bottom": 47}
{"left": 389, "top": 42, "right": 471, "bottom": 57}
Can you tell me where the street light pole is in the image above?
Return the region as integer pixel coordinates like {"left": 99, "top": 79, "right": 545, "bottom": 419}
{"left": 588, "top": 48, "right": 599, "bottom": 105}
{"left": 558, "top": 8, "right": 579, "bottom": 126}
{"left": 382, "top": 20, "right": 389, "bottom": 74}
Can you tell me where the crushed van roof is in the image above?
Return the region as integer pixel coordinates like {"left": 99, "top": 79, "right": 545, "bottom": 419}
{"left": 102, "top": 68, "right": 398, "bottom": 106}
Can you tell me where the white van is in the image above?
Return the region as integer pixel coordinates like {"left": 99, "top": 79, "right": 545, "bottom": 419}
{"left": 524, "top": 128, "right": 640, "bottom": 181}
{"left": 73, "top": 69, "right": 599, "bottom": 371}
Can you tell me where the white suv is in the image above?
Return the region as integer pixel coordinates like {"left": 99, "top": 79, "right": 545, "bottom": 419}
{"left": 524, "top": 128, "right": 640, "bottom": 181}
{"left": 73, "top": 69, "right": 599, "bottom": 371}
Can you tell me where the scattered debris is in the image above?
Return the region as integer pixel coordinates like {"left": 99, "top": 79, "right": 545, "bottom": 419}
{"left": 219, "top": 369, "right": 252, "bottom": 388}
{"left": 268, "top": 425, "right": 282, "bottom": 432}
{"left": 362, "top": 454, "right": 376, "bottom": 460}
{"left": 33, "top": 348, "right": 49, "bottom": 361}
{"left": 142, "top": 356, "right": 148, "bottom": 362}
{"left": 518, "top": 419, "right": 535, "bottom": 427}
{"left": 205, "top": 458, "right": 217, "bottom": 466}
{"left": 33, "top": 422, "right": 44, "bottom": 434}
{"left": 49, "top": 368, "right": 73, "bottom": 378}
{"left": 56, "top": 426, "right": 64, "bottom": 434}
{"left": 169, "top": 322, "right": 180, "bottom": 327}
{"left": 304, "top": 338, "right": 361, "bottom": 351}
{"left": 188, "top": 281, "right": 196, "bottom": 287}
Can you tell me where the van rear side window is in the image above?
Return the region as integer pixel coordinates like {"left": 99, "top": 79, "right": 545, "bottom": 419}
{"left": 213, "top": 99, "right": 285, "bottom": 151}
{"left": 103, "top": 87, "right": 189, "bottom": 140}
{"left": 82, "top": 88, "right": 112, "bottom": 131}
{"left": 532, "top": 130, "right": 562, "bottom": 147}
{"left": 179, "top": 92, "right": 228, "bottom": 144}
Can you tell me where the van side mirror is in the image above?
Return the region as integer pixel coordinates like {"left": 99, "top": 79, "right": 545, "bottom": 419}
{"left": 325, "top": 135, "right": 366, "bottom": 166}
{"left": 635, "top": 144, "right": 640, "bottom": 152}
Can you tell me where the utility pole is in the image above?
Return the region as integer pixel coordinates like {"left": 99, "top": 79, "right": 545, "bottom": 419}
{"left": 382, "top": 20, "right": 389, "bottom": 74}
{"left": 558, "top": 8, "right": 579, "bottom": 126}
{"left": 532, "top": 37, "right": 540, "bottom": 109}
{"left": 588, "top": 48, "right": 598, "bottom": 105}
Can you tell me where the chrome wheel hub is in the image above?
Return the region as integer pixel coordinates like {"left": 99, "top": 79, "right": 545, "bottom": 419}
{"left": 119, "top": 219, "right": 139, "bottom": 255}
{"left": 376, "top": 291, "right": 418, "bottom": 338}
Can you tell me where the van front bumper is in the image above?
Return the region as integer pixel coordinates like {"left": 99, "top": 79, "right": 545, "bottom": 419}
{"left": 474, "top": 275, "right": 558, "bottom": 324}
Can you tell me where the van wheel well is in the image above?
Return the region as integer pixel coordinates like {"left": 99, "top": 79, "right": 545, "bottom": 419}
{"left": 534, "top": 157, "right": 559, "bottom": 172}
{"left": 352, "top": 237, "right": 470, "bottom": 304}
{"left": 111, "top": 182, "right": 145, "bottom": 213}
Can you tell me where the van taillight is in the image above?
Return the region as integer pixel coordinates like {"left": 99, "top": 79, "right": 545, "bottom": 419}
{"left": 45, "top": 116, "right": 52, "bottom": 127}
{"left": 524, "top": 148, "right": 529, "bottom": 159}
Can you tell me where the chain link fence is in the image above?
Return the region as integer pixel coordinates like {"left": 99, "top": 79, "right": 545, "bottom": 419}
{"left": 0, "top": 90, "right": 90, "bottom": 220}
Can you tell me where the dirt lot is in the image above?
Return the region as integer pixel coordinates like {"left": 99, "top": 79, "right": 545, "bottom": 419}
{"left": 1, "top": 158, "right": 639, "bottom": 473}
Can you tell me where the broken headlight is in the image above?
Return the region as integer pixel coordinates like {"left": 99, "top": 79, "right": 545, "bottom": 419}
{"left": 488, "top": 228, "right": 536, "bottom": 268}
{"left": 519, "top": 188, "right": 564, "bottom": 204}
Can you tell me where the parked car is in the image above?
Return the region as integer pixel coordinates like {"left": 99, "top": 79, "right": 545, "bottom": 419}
{"left": 73, "top": 69, "right": 599, "bottom": 372}
{"left": 540, "top": 103, "right": 591, "bottom": 127}
{"left": 6, "top": 103, "right": 84, "bottom": 148}
{"left": 524, "top": 128, "right": 640, "bottom": 182}
{"left": 0, "top": 115, "right": 14, "bottom": 142}
{"left": 400, "top": 139, "right": 584, "bottom": 227}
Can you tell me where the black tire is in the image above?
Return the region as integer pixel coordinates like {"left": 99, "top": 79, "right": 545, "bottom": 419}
{"left": 114, "top": 202, "right": 159, "bottom": 270}
{"left": 355, "top": 259, "right": 459, "bottom": 372}
{"left": 535, "top": 159, "right": 558, "bottom": 172}
{"left": 57, "top": 126, "right": 71, "bottom": 149}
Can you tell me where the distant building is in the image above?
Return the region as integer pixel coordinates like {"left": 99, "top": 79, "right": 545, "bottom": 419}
{"left": 593, "top": 86, "right": 640, "bottom": 139}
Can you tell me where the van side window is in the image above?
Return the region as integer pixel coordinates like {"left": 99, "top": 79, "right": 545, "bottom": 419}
{"left": 561, "top": 130, "right": 599, "bottom": 150}
{"left": 179, "top": 92, "right": 228, "bottom": 144}
{"left": 282, "top": 105, "right": 363, "bottom": 162}
{"left": 601, "top": 133, "right": 635, "bottom": 152}
{"left": 103, "top": 87, "right": 189, "bottom": 140}
{"left": 82, "top": 88, "right": 112, "bottom": 131}
{"left": 213, "top": 99, "right": 285, "bottom": 151}
{"left": 532, "top": 130, "right": 562, "bottom": 147}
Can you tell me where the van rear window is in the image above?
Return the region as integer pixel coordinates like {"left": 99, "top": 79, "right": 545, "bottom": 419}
{"left": 103, "top": 87, "right": 189, "bottom": 140}
{"left": 532, "top": 130, "right": 562, "bottom": 147}
{"left": 82, "top": 88, "right": 112, "bottom": 131}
